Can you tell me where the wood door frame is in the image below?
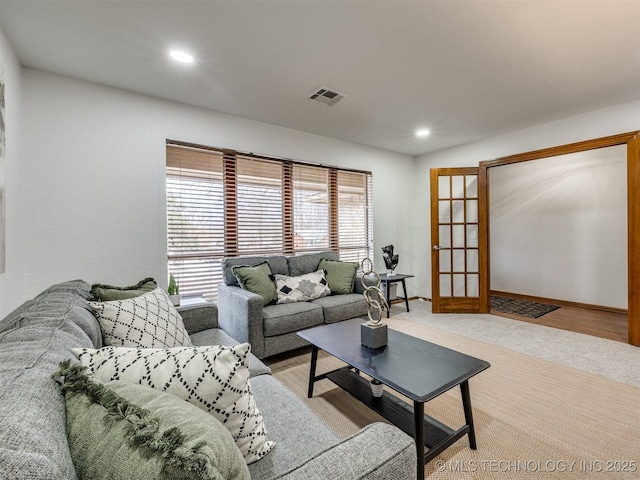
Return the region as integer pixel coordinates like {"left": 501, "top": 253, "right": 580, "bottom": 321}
{"left": 430, "top": 167, "right": 489, "bottom": 314}
{"left": 479, "top": 131, "right": 640, "bottom": 346}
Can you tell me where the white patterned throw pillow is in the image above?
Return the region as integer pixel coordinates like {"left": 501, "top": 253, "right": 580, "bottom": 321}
{"left": 88, "top": 287, "right": 192, "bottom": 348}
{"left": 275, "top": 270, "right": 331, "bottom": 304}
{"left": 72, "top": 344, "right": 275, "bottom": 464}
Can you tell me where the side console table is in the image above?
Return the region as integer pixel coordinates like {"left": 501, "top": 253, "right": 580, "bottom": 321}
{"left": 380, "top": 273, "right": 414, "bottom": 318}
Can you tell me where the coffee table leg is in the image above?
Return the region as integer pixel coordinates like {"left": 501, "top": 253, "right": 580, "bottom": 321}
{"left": 460, "top": 380, "right": 477, "bottom": 449}
{"left": 414, "top": 401, "right": 425, "bottom": 479}
{"left": 307, "top": 346, "right": 319, "bottom": 398}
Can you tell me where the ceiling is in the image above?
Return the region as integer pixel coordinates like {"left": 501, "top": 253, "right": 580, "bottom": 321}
{"left": 1, "top": 0, "right": 639, "bottom": 156}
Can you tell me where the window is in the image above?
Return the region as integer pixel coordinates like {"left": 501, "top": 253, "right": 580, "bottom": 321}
{"left": 166, "top": 142, "right": 373, "bottom": 300}
{"left": 336, "top": 170, "right": 373, "bottom": 263}
{"left": 293, "top": 165, "right": 329, "bottom": 252}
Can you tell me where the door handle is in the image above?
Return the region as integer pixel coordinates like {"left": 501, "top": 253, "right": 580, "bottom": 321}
{"left": 432, "top": 245, "right": 443, "bottom": 251}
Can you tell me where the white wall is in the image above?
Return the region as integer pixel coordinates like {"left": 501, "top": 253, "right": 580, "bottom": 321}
{"left": 6, "top": 68, "right": 415, "bottom": 316}
{"left": 0, "top": 25, "right": 25, "bottom": 316}
{"left": 490, "top": 145, "right": 627, "bottom": 308}
{"left": 5, "top": 50, "right": 639, "bottom": 315}
{"left": 416, "top": 99, "right": 640, "bottom": 302}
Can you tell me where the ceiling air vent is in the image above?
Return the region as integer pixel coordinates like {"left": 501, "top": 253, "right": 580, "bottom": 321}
{"left": 308, "top": 86, "right": 347, "bottom": 106}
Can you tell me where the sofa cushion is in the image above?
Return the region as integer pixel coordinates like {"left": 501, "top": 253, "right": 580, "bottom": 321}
{"left": 55, "top": 362, "right": 250, "bottom": 480}
{"left": 273, "top": 423, "right": 416, "bottom": 479}
{"left": 88, "top": 288, "right": 192, "bottom": 348}
{"left": 90, "top": 277, "right": 157, "bottom": 301}
{"left": 222, "top": 255, "right": 289, "bottom": 287}
{"left": 318, "top": 259, "right": 359, "bottom": 295}
{"left": 247, "top": 375, "right": 339, "bottom": 480}
{"left": 262, "top": 302, "right": 324, "bottom": 337}
{"left": 275, "top": 270, "right": 331, "bottom": 304}
{"left": 311, "top": 294, "right": 369, "bottom": 324}
{"left": 287, "top": 250, "right": 338, "bottom": 277}
{"left": 73, "top": 344, "right": 275, "bottom": 464}
{"left": 232, "top": 262, "right": 278, "bottom": 306}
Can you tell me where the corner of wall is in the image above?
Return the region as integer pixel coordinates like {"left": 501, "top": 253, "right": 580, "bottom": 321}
{"left": 0, "top": 25, "right": 25, "bottom": 317}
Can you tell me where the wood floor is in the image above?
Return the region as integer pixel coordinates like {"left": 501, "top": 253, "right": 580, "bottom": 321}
{"left": 490, "top": 304, "right": 628, "bottom": 343}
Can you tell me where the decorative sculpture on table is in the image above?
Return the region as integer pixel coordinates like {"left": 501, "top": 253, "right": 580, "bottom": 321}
{"left": 382, "top": 245, "right": 399, "bottom": 276}
{"left": 360, "top": 258, "right": 389, "bottom": 349}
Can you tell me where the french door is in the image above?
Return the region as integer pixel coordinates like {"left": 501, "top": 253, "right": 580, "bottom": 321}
{"left": 430, "top": 167, "right": 489, "bottom": 313}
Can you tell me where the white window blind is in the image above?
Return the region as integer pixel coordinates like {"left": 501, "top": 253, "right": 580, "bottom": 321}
{"left": 166, "top": 145, "right": 224, "bottom": 300}
{"left": 166, "top": 141, "right": 373, "bottom": 301}
{"left": 236, "top": 156, "right": 284, "bottom": 255}
{"left": 336, "top": 170, "right": 373, "bottom": 263}
{"left": 293, "top": 164, "right": 329, "bottom": 252}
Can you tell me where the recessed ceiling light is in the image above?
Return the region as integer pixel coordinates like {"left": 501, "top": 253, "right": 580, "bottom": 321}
{"left": 415, "top": 129, "right": 431, "bottom": 138}
{"left": 169, "top": 50, "right": 194, "bottom": 64}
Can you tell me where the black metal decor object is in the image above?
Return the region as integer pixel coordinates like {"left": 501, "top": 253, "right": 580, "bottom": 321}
{"left": 382, "top": 245, "right": 399, "bottom": 275}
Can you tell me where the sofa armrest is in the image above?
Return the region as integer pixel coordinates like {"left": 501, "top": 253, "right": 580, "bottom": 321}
{"left": 355, "top": 273, "right": 381, "bottom": 295}
{"left": 281, "top": 423, "right": 416, "bottom": 480}
{"left": 217, "top": 284, "right": 267, "bottom": 358}
{"left": 176, "top": 303, "right": 218, "bottom": 335}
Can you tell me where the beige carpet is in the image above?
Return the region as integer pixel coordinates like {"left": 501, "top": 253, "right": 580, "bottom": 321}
{"left": 266, "top": 319, "right": 640, "bottom": 479}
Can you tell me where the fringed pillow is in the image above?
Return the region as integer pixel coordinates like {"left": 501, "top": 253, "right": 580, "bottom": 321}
{"left": 52, "top": 361, "right": 250, "bottom": 480}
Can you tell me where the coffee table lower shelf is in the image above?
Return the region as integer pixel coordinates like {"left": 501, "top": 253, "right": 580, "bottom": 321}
{"left": 325, "top": 367, "right": 473, "bottom": 465}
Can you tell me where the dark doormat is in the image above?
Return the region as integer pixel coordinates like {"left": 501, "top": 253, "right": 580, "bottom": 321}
{"left": 490, "top": 296, "right": 560, "bottom": 318}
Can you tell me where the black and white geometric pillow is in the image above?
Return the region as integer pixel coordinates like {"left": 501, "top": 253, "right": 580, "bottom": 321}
{"left": 88, "top": 288, "right": 192, "bottom": 348}
{"left": 72, "top": 343, "right": 275, "bottom": 464}
{"left": 275, "top": 270, "right": 332, "bottom": 304}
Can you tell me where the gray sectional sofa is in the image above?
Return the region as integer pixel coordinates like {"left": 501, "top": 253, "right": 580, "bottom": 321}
{"left": 0, "top": 280, "right": 416, "bottom": 479}
{"left": 218, "top": 250, "right": 371, "bottom": 359}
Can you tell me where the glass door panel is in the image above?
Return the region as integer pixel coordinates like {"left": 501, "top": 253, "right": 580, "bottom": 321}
{"left": 430, "top": 167, "right": 488, "bottom": 313}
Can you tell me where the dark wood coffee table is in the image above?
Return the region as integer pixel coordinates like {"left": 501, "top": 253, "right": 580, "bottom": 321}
{"left": 298, "top": 318, "right": 490, "bottom": 479}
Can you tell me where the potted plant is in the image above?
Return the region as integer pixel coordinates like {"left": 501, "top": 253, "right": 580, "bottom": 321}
{"left": 370, "top": 378, "right": 384, "bottom": 397}
{"left": 168, "top": 273, "right": 180, "bottom": 306}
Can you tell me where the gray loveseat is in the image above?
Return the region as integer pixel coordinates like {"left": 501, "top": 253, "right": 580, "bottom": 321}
{"left": 0, "top": 280, "right": 416, "bottom": 479}
{"left": 218, "top": 250, "right": 371, "bottom": 359}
